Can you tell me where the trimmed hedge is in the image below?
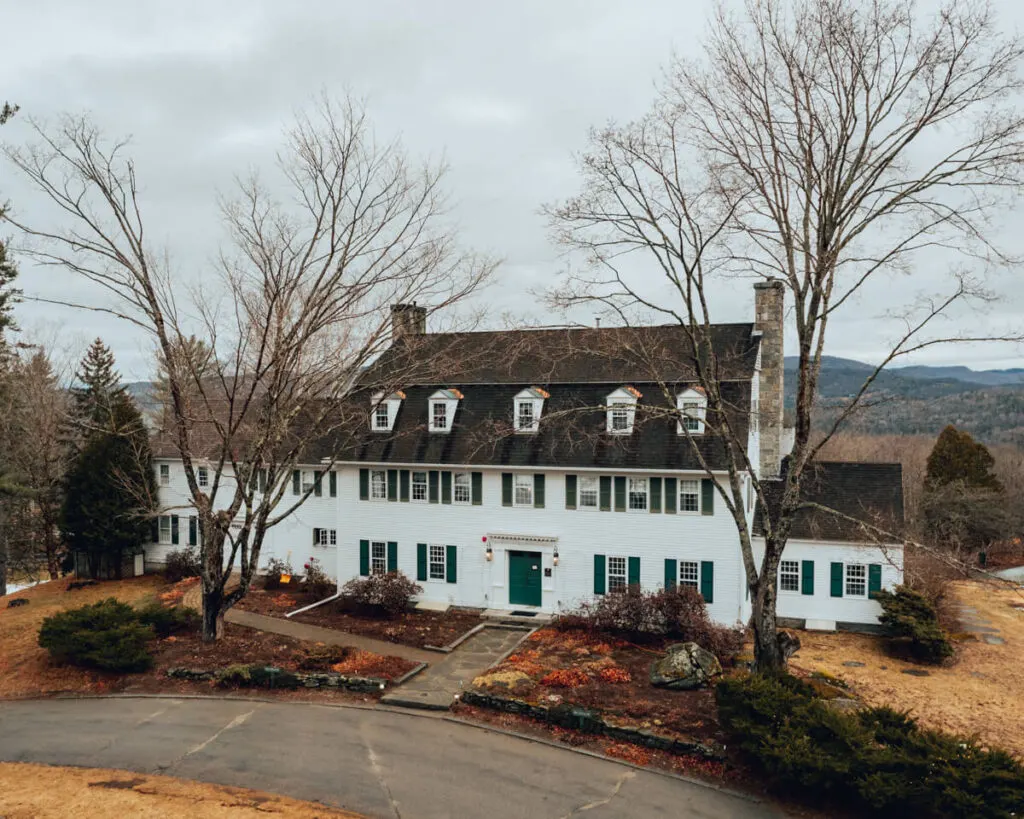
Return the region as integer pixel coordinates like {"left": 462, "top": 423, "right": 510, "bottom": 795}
{"left": 716, "top": 673, "right": 1024, "bottom": 818}
{"left": 38, "top": 598, "right": 155, "bottom": 672}
{"left": 136, "top": 601, "right": 200, "bottom": 638}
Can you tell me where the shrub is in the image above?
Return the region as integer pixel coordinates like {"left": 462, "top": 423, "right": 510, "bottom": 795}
{"left": 540, "top": 667, "right": 590, "bottom": 688}
{"left": 163, "top": 546, "right": 201, "bottom": 583}
{"left": 341, "top": 572, "right": 421, "bottom": 618}
{"left": 296, "top": 644, "right": 350, "bottom": 671}
{"left": 553, "top": 585, "right": 744, "bottom": 659}
{"left": 716, "top": 672, "right": 1024, "bottom": 818}
{"left": 263, "top": 557, "right": 293, "bottom": 591}
{"left": 38, "top": 598, "right": 154, "bottom": 672}
{"left": 875, "top": 585, "right": 954, "bottom": 664}
{"left": 302, "top": 557, "right": 334, "bottom": 598}
{"left": 136, "top": 602, "right": 200, "bottom": 638}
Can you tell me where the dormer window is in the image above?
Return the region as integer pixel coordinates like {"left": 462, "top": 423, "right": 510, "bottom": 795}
{"left": 429, "top": 388, "right": 462, "bottom": 433}
{"left": 514, "top": 386, "right": 549, "bottom": 433}
{"left": 677, "top": 388, "right": 707, "bottom": 435}
{"left": 606, "top": 386, "right": 640, "bottom": 435}
{"left": 370, "top": 391, "right": 405, "bottom": 432}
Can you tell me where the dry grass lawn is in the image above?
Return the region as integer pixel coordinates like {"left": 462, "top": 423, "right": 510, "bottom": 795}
{"left": 0, "top": 575, "right": 166, "bottom": 698}
{"left": 0, "top": 763, "right": 357, "bottom": 817}
{"left": 791, "top": 580, "right": 1024, "bottom": 757}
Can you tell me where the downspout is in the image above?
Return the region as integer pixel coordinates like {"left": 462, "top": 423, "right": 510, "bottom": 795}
{"left": 284, "top": 578, "right": 342, "bottom": 619}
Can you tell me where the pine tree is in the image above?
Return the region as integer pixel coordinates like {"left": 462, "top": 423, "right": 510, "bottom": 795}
{"left": 61, "top": 342, "right": 157, "bottom": 578}
{"left": 925, "top": 425, "right": 1003, "bottom": 492}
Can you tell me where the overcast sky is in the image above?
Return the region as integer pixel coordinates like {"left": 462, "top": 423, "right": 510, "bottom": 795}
{"left": 4, "top": 0, "right": 1024, "bottom": 379}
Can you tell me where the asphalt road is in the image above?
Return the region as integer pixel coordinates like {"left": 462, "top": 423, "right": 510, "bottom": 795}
{"left": 0, "top": 697, "right": 781, "bottom": 818}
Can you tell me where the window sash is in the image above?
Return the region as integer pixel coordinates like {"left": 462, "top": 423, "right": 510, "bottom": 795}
{"left": 158, "top": 516, "right": 172, "bottom": 544}
{"left": 579, "top": 476, "right": 598, "bottom": 508}
{"left": 679, "top": 560, "right": 699, "bottom": 589}
{"left": 412, "top": 471, "right": 428, "bottom": 501}
{"left": 370, "top": 541, "right": 388, "bottom": 575}
{"left": 374, "top": 405, "right": 389, "bottom": 429}
{"left": 845, "top": 563, "right": 867, "bottom": 597}
{"left": 607, "top": 556, "right": 627, "bottom": 592}
{"left": 301, "top": 470, "right": 315, "bottom": 493}
{"left": 610, "top": 406, "right": 629, "bottom": 431}
{"left": 453, "top": 472, "right": 471, "bottom": 504}
{"left": 428, "top": 544, "right": 446, "bottom": 580}
{"left": 680, "top": 480, "right": 700, "bottom": 512}
{"left": 370, "top": 470, "right": 388, "bottom": 500}
{"left": 517, "top": 402, "right": 534, "bottom": 430}
{"left": 513, "top": 474, "right": 533, "bottom": 506}
{"left": 315, "top": 529, "right": 337, "bottom": 546}
{"left": 159, "top": 464, "right": 170, "bottom": 485}
{"left": 682, "top": 402, "right": 701, "bottom": 432}
{"left": 197, "top": 467, "right": 208, "bottom": 487}
{"left": 628, "top": 478, "right": 648, "bottom": 511}
{"left": 780, "top": 560, "right": 800, "bottom": 593}
{"left": 432, "top": 402, "right": 447, "bottom": 429}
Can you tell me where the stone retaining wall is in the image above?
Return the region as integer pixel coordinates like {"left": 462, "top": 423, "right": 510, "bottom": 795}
{"left": 460, "top": 690, "right": 724, "bottom": 760}
{"left": 167, "top": 665, "right": 387, "bottom": 693}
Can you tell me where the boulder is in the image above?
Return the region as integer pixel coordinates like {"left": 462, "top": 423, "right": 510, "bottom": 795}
{"left": 7, "top": 598, "right": 28, "bottom": 608}
{"left": 649, "top": 642, "right": 722, "bottom": 690}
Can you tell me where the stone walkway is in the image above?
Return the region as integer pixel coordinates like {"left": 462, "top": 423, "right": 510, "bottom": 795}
{"left": 381, "top": 626, "right": 529, "bottom": 710}
{"left": 953, "top": 602, "right": 1005, "bottom": 646}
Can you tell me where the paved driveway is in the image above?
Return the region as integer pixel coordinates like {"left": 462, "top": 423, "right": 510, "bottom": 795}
{"left": 0, "top": 697, "right": 780, "bottom": 818}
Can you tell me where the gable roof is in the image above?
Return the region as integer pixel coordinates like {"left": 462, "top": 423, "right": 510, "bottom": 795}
{"left": 754, "top": 461, "right": 905, "bottom": 543}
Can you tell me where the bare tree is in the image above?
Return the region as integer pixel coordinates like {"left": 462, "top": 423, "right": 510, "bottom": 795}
{"left": 4, "top": 94, "right": 495, "bottom": 639}
{"left": 547, "top": 0, "right": 1024, "bottom": 670}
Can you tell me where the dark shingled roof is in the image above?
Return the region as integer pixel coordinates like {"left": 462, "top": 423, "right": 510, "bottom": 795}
{"left": 753, "top": 462, "right": 905, "bottom": 543}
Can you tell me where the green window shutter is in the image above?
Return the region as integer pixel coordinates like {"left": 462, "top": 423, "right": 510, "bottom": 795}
{"left": 700, "top": 561, "right": 714, "bottom": 603}
{"left": 502, "top": 473, "right": 513, "bottom": 506}
{"left": 650, "top": 478, "right": 662, "bottom": 513}
{"left": 150, "top": 517, "right": 159, "bottom": 543}
{"left": 171, "top": 516, "right": 179, "bottom": 545}
{"left": 446, "top": 545, "right": 457, "bottom": 584}
{"left": 628, "top": 556, "right": 641, "bottom": 587}
{"left": 701, "top": 479, "right": 714, "bottom": 515}
{"left": 314, "top": 472, "right": 323, "bottom": 497}
{"left": 613, "top": 476, "right": 626, "bottom": 511}
{"left": 359, "top": 469, "right": 369, "bottom": 500}
{"left": 664, "top": 477, "right": 677, "bottom": 514}
{"left": 830, "top": 562, "right": 844, "bottom": 597}
{"left": 293, "top": 470, "right": 301, "bottom": 495}
{"left": 471, "top": 472, "right": 483, "bottom": 505}
{"left": 534, "top": 474, "right": 545, "bottom": 508}
{"left": 387, "top": 541, "right": 398, "bottom": 573}
{"left": 664, "top": 558, "right": 677, "bottom": 589}
{"left": 429, "top": 470, "right": 440, "bottom": 503}
{"left": 313, "top": 527, "right": 320, "bottom": 546}
{"left": 329, "top": 471, "right": 337, "bottom": 497}
{"left": 387, "top": 469, "right": 398, "bottom": 502}
{"left": 416, "top": 543, "right": 428, "bottom": 582}
{"left": 599, "top": 476, "right": 612, "bottom": 511}
{"left": 188, "top": 516, "right": 197, "bottom": 547}
{"left": 565, "top": 474, "right": 577, "bottom": 509}
{"left": 400, "top": 470, "right": 410, "bottom": 502}
{"left": 868, "top": 564, "right": 882, "bottom": 597}
{"left": 593, "top": 554, "right": 606, "bottom": 595}
{"left": 801, "top": 560, "right": 815, "bottom": 596}
{"left": 359, "top": 540, "right": 370, "bottom": 577}
{"left": 441, "top": 471, "right": 452, "bottom": 504}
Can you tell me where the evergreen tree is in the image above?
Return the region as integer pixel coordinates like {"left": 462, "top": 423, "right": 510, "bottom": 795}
{"left": 61, "top": 342, "right": 157, "bottom": 578}
{"left": 925, "top": 425, "right": 1003, "bottom": 492}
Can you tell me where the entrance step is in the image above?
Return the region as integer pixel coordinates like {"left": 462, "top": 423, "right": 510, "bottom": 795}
{"left": 481, "top": 608, "right": 552, "bottom": 626}
{"left": 414, "top": 600, "right": 451, "bottom": 613}
{"left": 380, "top": 689, "right": 453, "bottom": 711}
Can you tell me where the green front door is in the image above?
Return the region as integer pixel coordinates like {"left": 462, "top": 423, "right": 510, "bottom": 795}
{"left": 508, "top": 550, "right": 543, "bottom": 607}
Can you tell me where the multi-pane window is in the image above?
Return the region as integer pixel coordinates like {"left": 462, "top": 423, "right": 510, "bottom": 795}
{"left": 370, "top": 541, "right": 387, "bottom": 575}
{"left": 679, "top": 560, "right": 699, "bottom": 590}
{"left": 370, "top": 470, "right": 388, "bottom": 501}
{"left": 780, "top": 560, "right": 800, "bottom": 593}
{"left": 681, "top": 402, "right": 701, "bottom": 432}
{"left": 158, "top": 515, "right": 172, "bottom": 544}
{"left": 607, "top": 556, "right": 627, "bottom": 592}
{"left": 197, "top": 466, "right": 209, "bottom": 488}
{"left": 432, "top": 402, "right": 448, "bottom": 430}
{"left": 159, "top": 464, "right": 170, "bottom": 485}
{"left": 610, "top": 404, "right": 630, "bottom": 432}
{"left": 429, "top": 544, "right": 446, "bottom": 580}
{"left": 628, "top": 478, "right": 648, "bottom": 511}
{"left": 514, "top": 474, "right": 533, "bottom": 506}
{"left": 302, "top": 470, "right": 315, "bottom": 493}
{"left": 845, "top": 563, "right": 867, "bottom": 597}
{"left": 412, "top": 471, "right": 428, "bottom": 501}
{"left": 315, "top": 528, "right": 337, "bottom": 546}
{"left": 579, "top": 475, "right": 598, "bottom": 508}
{"left": 453, "top": 472, "right": 471, "bottom": 504}
{"left": 374, "top": 404, "right": 389, "bottom": 430}
{"left": 517, "top": 401, "right": 534, "bottom": 431}
{"left": 680, "top": 480, "right": 700, "bottom": 512}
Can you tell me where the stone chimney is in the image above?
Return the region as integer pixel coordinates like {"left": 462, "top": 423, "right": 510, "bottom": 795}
{"left": 753, "top": 280, "right": 785, "bottom": 476}
{"left": 390, "top": 303, "right": 427, "bottom": 340}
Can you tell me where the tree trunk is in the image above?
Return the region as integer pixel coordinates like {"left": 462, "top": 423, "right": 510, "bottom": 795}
{"left": 0, "top": 506, "right": 7, "bottom": 597}
{"left": 201, "top": 585, "right": 225, "bottom": 642}
{"left": 751, "top": 580, "right": 784, "bottom": 672}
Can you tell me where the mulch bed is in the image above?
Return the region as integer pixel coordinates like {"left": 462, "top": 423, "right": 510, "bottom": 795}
{"left": 471, "top": 628, "right": 730, "bottom": 747}
{"left": 236, "top": 587, "right": 484, "bottom": 649}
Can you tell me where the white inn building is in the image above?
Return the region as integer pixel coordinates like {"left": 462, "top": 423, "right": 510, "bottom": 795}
{"left": 146, "top": 284, "right": 905, "bottom": 630}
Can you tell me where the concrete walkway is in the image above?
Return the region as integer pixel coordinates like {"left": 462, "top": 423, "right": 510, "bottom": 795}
{"left": 382, "top": 626, "right": 528, "bottom": 710}
{"left": 0, "top": 698, "right": 781, "bottom": 818}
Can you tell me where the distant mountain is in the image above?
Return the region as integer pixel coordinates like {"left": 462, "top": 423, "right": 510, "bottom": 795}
{"left": 123, "top": 381, "right": 160, "bottom": 421}
{"left": 891, "top": 365, "right": 1024, "bottom": 387}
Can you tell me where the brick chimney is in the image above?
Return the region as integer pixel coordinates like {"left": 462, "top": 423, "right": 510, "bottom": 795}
{"left": 753, "top": 280, "right": 785, "bottom": 477}
{"left": 390, "top": 303, "right": 427, "bottom": 340}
